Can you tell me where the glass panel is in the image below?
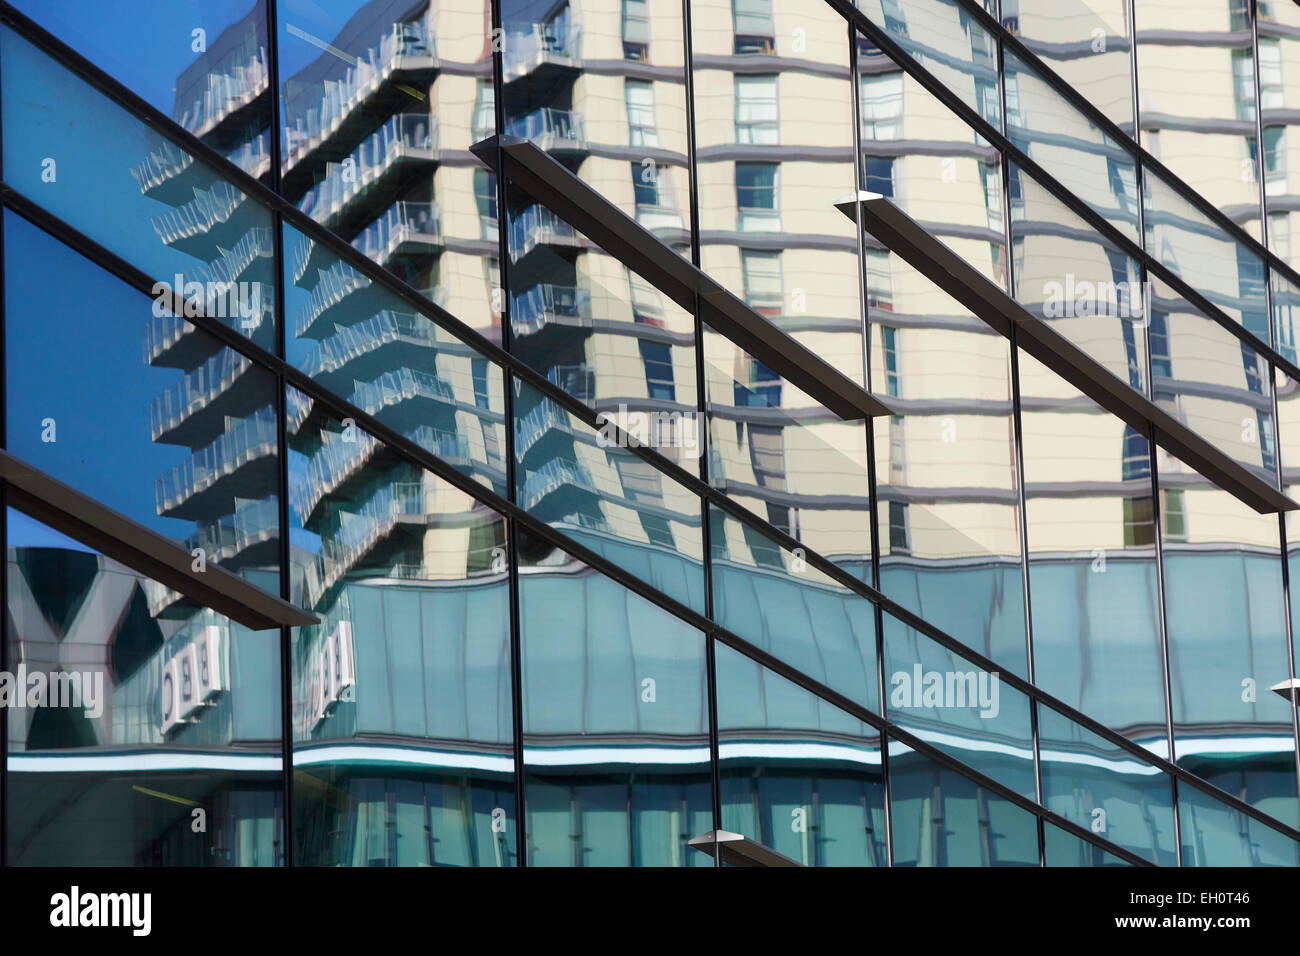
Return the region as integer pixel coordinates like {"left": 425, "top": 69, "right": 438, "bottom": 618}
{"left": 283, "top": 220, "right": 509, "bottom": 498}
{"left": 1042, "top": 821, "right": 1135, "bottom": 866}
{"left": 1018, "top": 351, "right": 1167, "bottom": 747}
{"left": 1147, "top": 275, "right": 1277, "bottom": 486}
{"left": 10, "top": 0, "right": 272, "bottom": 182}
{"left": 709, "top": 505, "right": 879, "bottom": 715}
{"left": 1010, "top": 161, "right": 1148, "bottom": 394}
{"left": 286, "top": 387, "right": 516, "bottom": 866}
{"left": 715, "top": 642, "right": 886, "bottom": 866}
{"left": 855, "top": 0, "right": 1003, "bottom": 130}
{"left": 0, "top": 26, "right": 277, "bottom": 352}
{"left": 518, "top": 532, "right": 711, "bottom": 866}
{"left": 887, "top": 738, "right": 1040, "bottom": 865}
{"left": 277, "top": 0, "right": 498, "bottom": 332}
{"left": 1158, "top": 449, "right": 1299, "bottom": 829}
{"left": 866, "top": 266, "right": 1027, "bottom": 677}
{"left": 1004, "top": 47, "right": 1141, "bottom": 241}
{"left": 6, "top": 510, "right": 281, "bottom": 866}
{"left": 500, "top": 0, "right": 691, "bottom": 253}
{"left": 513, "top": 380, "right": 707, "bottom": 616}
{"left": 1037, "top": 704, "right": 1177, "bottom": 865}
{"left": 1135, "top": 0, "right": 1264, "bottom": 240}
{"left": 1259, "top": 3, "right": 1300, "bottom": 270}
{"left": 5, "top": 212, "right": 280, "bottom": 599}
{"left": 503, "top": 176, "right": 699, "bottom": 474}
{"left": 883, "top": 611, "right": 1037, "bottom": 800}
{"left": 1179, "top": 779, "right": 1300, "bottom": 865}
{"left": 1143, "top": 166, "right": 1270, "bottom": 343}
{"left": 1005, "top": 0, "right": 1135, "bottom": 137}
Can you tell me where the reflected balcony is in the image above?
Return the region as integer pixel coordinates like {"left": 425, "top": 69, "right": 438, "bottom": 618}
{"left": 151, "top": 181, "right": 261, "bottom": 258}
{"left": 282, "top": 19, "right": 439, "bottom": 197}
{"left": 150, "top": 349, "right": 259, "bottom": 446}
{"left": 504, "top": 107, "right": 587, "bottom": 155}
{"left": 502, "top": 22, "right": 580, "bottom": 91}
{"left": 351, "top": 201, "right": 443, "bottom": 267}
{"left": 155, "top": 406, "right": 279, "bottom": 519}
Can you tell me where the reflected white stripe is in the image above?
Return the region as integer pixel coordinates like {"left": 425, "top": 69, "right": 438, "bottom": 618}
{"left": 8, "top": 751, "right": 280, "bottom": 772}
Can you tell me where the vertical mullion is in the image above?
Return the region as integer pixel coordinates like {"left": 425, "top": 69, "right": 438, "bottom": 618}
{"left": 850, "top": 20, "right": 892, "bottom": 867}
{"left": 489, "top": 0, "right": 527, "bottom": 868}
{"left": 1149, "top": 425, "right": 1183, "bottom": 866}
{"left": 679, "top": 0, "right": 722, "bottom": 856}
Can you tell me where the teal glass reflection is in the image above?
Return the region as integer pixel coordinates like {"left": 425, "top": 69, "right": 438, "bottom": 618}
{"left": 709, "top": 504, "right": 878, "bottom": 714}
{"left": 6, "top": 510, "right": 282, "bottom": 866}
{"left": 519, "top": 531, "right": 712, "bottom": 866}
{"left": 287, "top": 388, "right": 517, "bottom": 866}
{"left": 883, "top": 612, "right": 1036, "bottom": 800}
{"left": 887, "top": 738, "right": 1040, "bottom": 866}
{"left": 0, "top": 26, "right": 277, "bottom": 353}
{"left": 716, "top": 643, "right": 886, "bottom": 866}
{"left": 1037, "top": 705, "right": 1176, "bottom": 865}
{"left": 512, "top": 379, "right": 706, "bottom": 615}
{"left": 1179, "top": 780, "right": 1300, "bottom": 866}
{"left": 1043, "top": 822, "right": 1134, "bottom": 867}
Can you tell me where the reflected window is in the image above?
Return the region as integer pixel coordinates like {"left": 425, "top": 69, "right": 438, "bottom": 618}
{"left": 735, "top": 75, "right": 778, "bottom": 144}
{"left": 733, "top": 0, "right": 775, "bottom": 54}
{"left": 741, "top": 249, "right": 783, "bottom": 314}
{"left": 736, "top": 162, "right": 779, "bottom": 231}
{"left": 622, "top": 0, "right": 650, "bottom": 60}
{"left": 625, "top": 79, "right": 659, "bottom": 147}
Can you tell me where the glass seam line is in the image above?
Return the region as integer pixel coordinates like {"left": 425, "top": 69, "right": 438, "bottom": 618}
{"left": 948, "top": 0, "right": 1300, "bottom": 303}
{"left": 831, "top": 0, "right": 1300, "bottom": 383}
{"left": 0, "top": 187, "right": 1277, "bottom": 857}
{"left": 0, "top": 18, "right": 1290, "bottom": 850}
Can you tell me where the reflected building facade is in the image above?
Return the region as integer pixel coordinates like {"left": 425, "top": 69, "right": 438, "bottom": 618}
{"left": 2, "top": 0, "right": 1300, "bottom": 868}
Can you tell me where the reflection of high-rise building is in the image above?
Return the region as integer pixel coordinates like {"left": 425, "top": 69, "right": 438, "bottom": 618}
{"left": 3, "top": 0, "right": 1300, "bottom": 870}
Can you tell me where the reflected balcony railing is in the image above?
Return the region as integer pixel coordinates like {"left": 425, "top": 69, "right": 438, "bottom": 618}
{"left": 504, "top": 107, "right": 586, "bottom": 150}
{"left": 546, "top": 363, "right": 595, "bottom": 401}
{"left": 183, "top": 495, "right": 280, "bottom": 565}
{"left": 509, "top": 204, "right": 580, "bottom": 258}
{"left": 145, "top": 312, "right": 193, "bottom": 364}
{"left": 515, "top": 399, "right": 572, "bottom": 456}
{"left": 190, "top": 227, "right": 274, "bottom": 287}
{"left": 503, "top": 22, "right": 580, "bottom": 75}
{"left": 296, "top": 260, "right": 372, "bottom": 337}
{"left": 152, "top": 180, "right": 251, "bottom": 247}
{"left": 228, "top": 128, "right": 272, "bottom": 179}
{"left": 351, "top": 201, "right": 442, "bottom": 263}
{"left": 636, "top": 202, "right": 686, "bottom": 234}
{"left": 519, "top": 457, "right": 598, "bottom": 510}
{"left": 351, "top": 366, "right": 456, "bottom": 418}
{"left": 511, "top": 283, "right": 591, "bottom": 336}
{"left": 283, "top": 19, "right": 436, "bottom": 167}
{"left": 298, "top": 113, "right": 438, "bottom": 227}
{"left": 155, "top": 406, "right": 279, "bottom": 514}
{"left": 175, "top": 46, "right": 269, "bottom": 138}
{"left": 150, "top": 349, "right": 253, "bottom": 440}
{"left": 302, "top": 306, "right": 441, "bottom": 380}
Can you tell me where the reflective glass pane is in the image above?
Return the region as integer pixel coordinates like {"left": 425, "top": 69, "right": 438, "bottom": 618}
{"left": 1259, "top": 3, "right": 1300, "bottom": 270}
{"left": 1143, "top": 166, "right": 1270, "bottom": 343}
{"left": 1158, "top": 449, "right": 1299, "bottom": 828}
{"left": 867, "top": 264, "right": 1027, "bottom": 677}
{"left": 1037, "top": 704, "right": 1177, "bottom": 865}
{"left": 1006, "top": 0, "right": 1135, "bottom": 137}
{"left": 5, "top": 211, "right": 280, "bottom": 599}
{"left": 11, "top": 0, "right": 272, "bottom": 182}
{"left": 887, "top": 738, "right": 1040, "bottom": 865}
{"left": 519, "top": 533, "right": 711, "bottom": 866}
{"left": 709, "top": 505, "right": 879, "bottom": 715}
{"left": 1135, "top": 0, "right": 1264, "bottom": 239}
{"left": 513, "top": 379, "right": 706, "bottom": 615}
{"left": 287, "top": 388, "right": 516, "bottom": 866}
{"left": 1042, "top": 821, "right": 1135, "bottom": 866}
{"left": 501, "top": 0, "right": 691, "bottom": 251}
{"left": 504, "top": 176, "right": 699, "bottom": 474}
{"left": 1179, "top": 779, "right": 1300, "bottom": 866}
{"left": 855, "top": 0, "right": 1003, "bottom": 130}
{"left": 716, "top": 642, "right": 886, "bottom": 866}
{"left": 883, "top": 611, "right": 1036, "bottom": 800}
{"left": 1004, "top": 48, "right": 1140, "bottom": 240}
{"left": 278, "top": 1, "right": 500, "bottom": 332}
{"left": 1147, "top": 275, "right": 1277, "bottom": 485}
{"left": 1018, "top": 351, "right": 1167, "bottom": 746}
{"left": 6, "top": 510, "right": 282, "bottom": 866}
{"left": 0, "top": 26, "right": 277, "bottom": 352}
{"left": 1010, "top": 161, "right": 1148, "bottom": 394}
{"left": 283, "top": 220, "right": 509, "bottom": 498}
